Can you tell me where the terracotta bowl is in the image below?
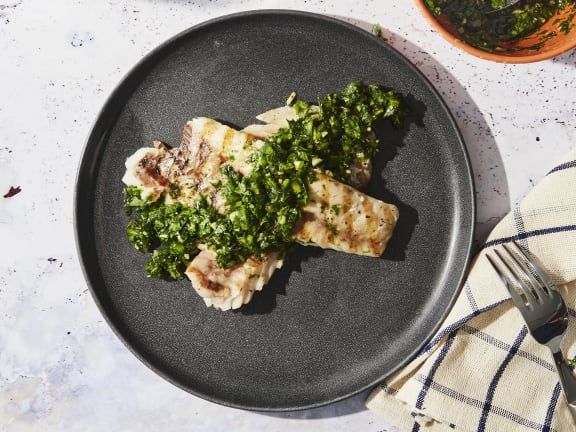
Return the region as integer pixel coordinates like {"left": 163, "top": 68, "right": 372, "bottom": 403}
{"left": 415, "top": 0, "right": 576, "bottom": 63}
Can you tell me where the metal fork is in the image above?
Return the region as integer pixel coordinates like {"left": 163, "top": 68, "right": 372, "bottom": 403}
{"left": 487, "top": 241, "right": 576, "bottom": 415}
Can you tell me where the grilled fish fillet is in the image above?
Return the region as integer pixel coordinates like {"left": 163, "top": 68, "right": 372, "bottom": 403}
{"left": 123, "top": 117, "right": 398, "bottom": 310}
{"left": 122, "top": 120, "right": 284, "bottom": 310}
{"left": 186, "top": 248, "right": 283, "bottom": 311}
{"left": 297, "top": 173, "right": 398, "bottom": 256}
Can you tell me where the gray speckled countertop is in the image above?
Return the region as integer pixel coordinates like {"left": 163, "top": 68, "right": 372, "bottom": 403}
{"left": 1, "top": 1, "right": 574, "bottom": 431}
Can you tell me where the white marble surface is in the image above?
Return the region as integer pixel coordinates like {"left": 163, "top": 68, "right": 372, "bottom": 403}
{"left": 1, "top": 0, "right": 574, "bottom": 431}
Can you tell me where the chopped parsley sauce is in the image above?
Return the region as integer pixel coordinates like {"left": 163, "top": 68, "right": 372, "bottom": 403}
{"left": 425, "top": 0, "right": 576, "bottom": 52}
{"left": 124, "top": 82, "right": 405, "bottom": 279}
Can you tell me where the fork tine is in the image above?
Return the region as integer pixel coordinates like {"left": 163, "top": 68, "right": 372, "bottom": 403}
{"left": 512, "top": 240, "right": 555, "bottom": 293}
{"left": 501, "top": 243, "right": 547, "bottom": 301}
{"left": 491, "top": 247, "right": 541, "bottom": 307}
{"left": 486, "top": 252, "right": 530, "bottom": 309}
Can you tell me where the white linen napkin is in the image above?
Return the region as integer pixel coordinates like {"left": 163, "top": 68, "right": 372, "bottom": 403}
{"left": 367, "top": 147, "right": 576, "bottom": 432}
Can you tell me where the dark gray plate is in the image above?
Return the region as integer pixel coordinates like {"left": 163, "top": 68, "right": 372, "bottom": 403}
{"left": 75, "top": 10, "right": 475, "bottom": 411}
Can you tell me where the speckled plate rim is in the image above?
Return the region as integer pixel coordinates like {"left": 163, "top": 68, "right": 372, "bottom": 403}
{"left": 74, "top": 9, "right": 476, "bottom": 411}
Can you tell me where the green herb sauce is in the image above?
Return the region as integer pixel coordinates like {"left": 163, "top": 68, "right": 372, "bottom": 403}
{"left": 124, "top": 82, "right": 405, "bottom": 280}
{"left": 424, "top": 0, "right": 576, "bottom": 52}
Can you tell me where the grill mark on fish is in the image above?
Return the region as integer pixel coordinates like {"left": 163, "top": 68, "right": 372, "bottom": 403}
{"left": 138, "top": 154, "right": 170, "bottom": 187}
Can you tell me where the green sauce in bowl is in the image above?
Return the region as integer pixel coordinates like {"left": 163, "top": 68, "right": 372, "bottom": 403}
{"left": 424, "top": 0, "right": 576, "bottom": 52}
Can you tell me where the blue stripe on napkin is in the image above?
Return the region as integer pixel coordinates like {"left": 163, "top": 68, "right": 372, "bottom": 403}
{"left": 461, "top": 324, "right": 555, "bottom": 372}
{"left": 419, "top": 301, "right": 508, "bottom": 356}
{"left": 483, "top": 225, "right": 576, "bottom": 249}
{"left": 547, "top": 160, "right": 576, "bottom": 175}
{"left": 464, "top": 282, "right": 479, "bottom": 312}
{"left": 416, "top": 332, "right": 459, "bottom": 410}
{"left": 477, "top": 327, "right": 528, "bottom": 431}
{"left": 544, "top": 384, "right": 562, "bottom": 432}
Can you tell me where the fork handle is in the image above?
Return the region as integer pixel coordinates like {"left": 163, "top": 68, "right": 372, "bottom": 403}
{"left": 553, "top": 351, "right": 576, "bottom": 415}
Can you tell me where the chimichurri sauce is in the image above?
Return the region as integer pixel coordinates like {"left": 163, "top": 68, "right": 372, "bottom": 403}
{"left": 424, "top": 0, "right": 576, "bottom": 52}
